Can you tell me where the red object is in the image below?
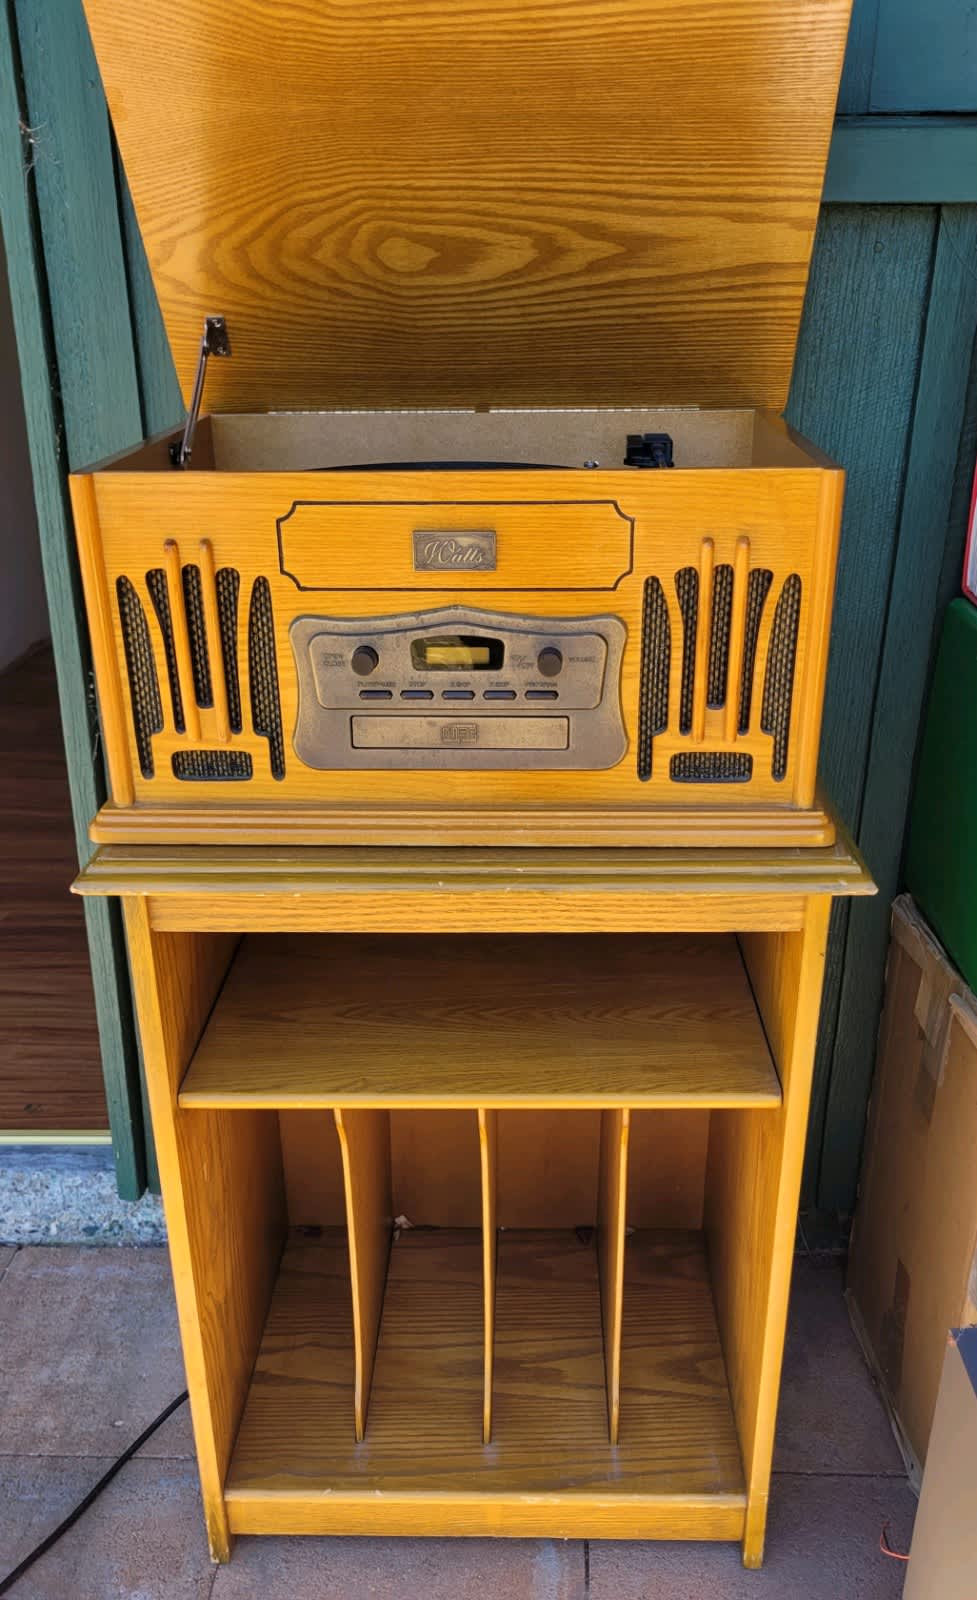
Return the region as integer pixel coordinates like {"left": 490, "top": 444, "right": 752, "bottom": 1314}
{"left": 963, "top": 457, "right": 977, "bottom": 604}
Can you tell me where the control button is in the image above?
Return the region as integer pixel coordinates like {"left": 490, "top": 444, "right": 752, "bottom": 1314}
{"left": 525, "top": 689, "right": 559, "bottom": 701}
{"left": 442, "top": 689, "right": 475, "bottom": 700}
{"left": 483, "top": 689, "right": 517, "bottom": 701}
{"left": 359, "top": 688, "right": 392, "bottom": 700}
{"left": 351, "top": 645, "right": 379, "bottom": 676}
{"left": 537, "top": 646, "right": 563, "bottom": 678}
{"left": 401, "top": 689, "right": 434, "bottom": 701}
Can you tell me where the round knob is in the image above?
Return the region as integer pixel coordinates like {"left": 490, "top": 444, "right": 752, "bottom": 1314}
{"left": 537, "top": 646, "right": 563, "bottom": 678}
{"left": 351, "top": 645, "right": 379, "bottom": 677}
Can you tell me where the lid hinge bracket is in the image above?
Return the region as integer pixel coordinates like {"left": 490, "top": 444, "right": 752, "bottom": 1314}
{"left": 170, "top": 316, "right": 231, "bottom": 468}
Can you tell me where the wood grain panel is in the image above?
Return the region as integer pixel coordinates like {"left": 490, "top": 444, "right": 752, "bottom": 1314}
{"left": 0, "top": 646, "right": 105, "bottom": 1129}
{"left": 74, "top": 838, "right": 873, "bottom": 901}
{"left": 478, "top": 1110, "right": 498, "bottom": 1444}
{"left": 279, "top": 1106, "right": 709, "bottom": 1232}
{"left": 620, "top": 1230, "right": 743, "bottom": 1486}
{"left": 497, "top": 1111, "right": 600, "bottom": 1229}
{"left": 147, "top": 892, "right": 809, "bottom": 936}
{"left": 704, "top": 901, "right": 831, "bottom": 1566}
{"left": 279, "top": 1111, "right": 346, "bottom": 1226}
{"left": 626, "top": 1111, "right": 709, "bottom": 1230}
{"left": 225, "top": 1228, "right": 745, "bottom": 1535}
{"left": 334, "top": 1108, "right": 393, "bottom": 1441}
{"left": 122, "top": 903, "right": 285, "bottom": 1560}
{"left": 81, "top": 463, "right": 839, "bottom": 830}
{"left": 179, "top": 933, "right": 781, "bottom": 1109}
{"left": 84, "top": 0, "right": 850, "bottom": 412}
{"left": 390, "top": 1111, "right": 482, "bottom": 1227}
{"left": 597, "top": 1108, "right": 630, "bottom": 1443}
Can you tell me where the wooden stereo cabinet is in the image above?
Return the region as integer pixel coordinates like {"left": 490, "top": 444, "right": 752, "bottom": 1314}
{"left": 69, "top": 0, "right": 869, "bottom": 1575}
{"left": 74, "top": 841, "right": 872, "bottom": 1568}
{"left": 72, "top": 0, "right": 854, "bottom": 851}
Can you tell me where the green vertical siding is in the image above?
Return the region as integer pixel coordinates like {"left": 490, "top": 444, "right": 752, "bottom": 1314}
{"left": 2, "top": 0, "right": 975, "bottom": 1213}
{"left": 0, "top": 0, "right": 145, "bottom": 1193}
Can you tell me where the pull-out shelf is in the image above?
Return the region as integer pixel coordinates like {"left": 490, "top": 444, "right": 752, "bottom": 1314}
{"left": 178, "top": 932, "right": 782, "bottom": 1109}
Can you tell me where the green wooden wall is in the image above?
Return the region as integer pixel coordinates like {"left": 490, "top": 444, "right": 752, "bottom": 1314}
{"left": 2, "top": 0, "right": 976, "bottom": 1222}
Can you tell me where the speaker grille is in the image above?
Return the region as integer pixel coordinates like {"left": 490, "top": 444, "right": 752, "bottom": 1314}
{"left": 675, "top": 567, "right": 698, "bottom": 735}
{"left": 116, "top": 576, "right": 163, "bottom": 778}
{"left": 670, "top": 751, "right": 753, "bottom": 783}
{"left": 216, "top": 567, "right": 243, "bottom": 734}
{"left": 637, "top": 577, "right": 670, "bottom": 781}
{"left": 181, "top": 564, "right": 213, "bottom": 708}
{"left": 145, "top": 567, "right": 185, "bottom": 733}
{"left": 172, "top": 749, "right": 253, "bottom": 781}
{"left": 762, "top": 574, "right": 802, "bottom": 780}
{"left": 707, "top": 563, "right": 734, "bottom": 708}
{"left": 738, "top": 568, "right": 773, "bottom": 733}
{"left": 248, "top": 576, "right": 285, "bottom": 779}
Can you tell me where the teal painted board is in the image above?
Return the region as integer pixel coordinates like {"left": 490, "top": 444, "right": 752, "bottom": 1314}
{"left": 787, "top": 204, "right": 935, "bottom": 1205}
{"left": 14, "top": 0, "right": 142, "bottom": 468}
{"left": 0, "top": 1, "right": 145, "bottom": 1194}
{"left": 870, "top": 0, "right": 977, "bottom": 112}
{"left": 825, "top": 118, "right": 977, "bottom": 204}
{"left": 906, "top": 601, "right": 977, "bottom": 993}
{"left": 837, "top": 0, "right": 880, "bottom": 114}
{"left": 819, "top": 208, "right": 977, "bottom": 1214}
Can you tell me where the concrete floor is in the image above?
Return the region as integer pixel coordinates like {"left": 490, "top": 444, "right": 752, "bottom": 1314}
{"left": 0, "top": 1247, "right": 916, "bottom": 1599}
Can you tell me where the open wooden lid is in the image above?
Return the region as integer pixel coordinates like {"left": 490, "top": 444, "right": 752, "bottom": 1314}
{"left": 85, "top": 0, "right": 851, "bottom": 415}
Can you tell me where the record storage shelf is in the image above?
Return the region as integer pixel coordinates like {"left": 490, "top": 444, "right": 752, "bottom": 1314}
{"left": 74, "top": 836, "right": 873, "bottom": 1568}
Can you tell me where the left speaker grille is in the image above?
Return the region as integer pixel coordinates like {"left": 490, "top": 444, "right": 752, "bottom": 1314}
{"left": 145, "top": 567, "right": 185, "bottom": 733}
{"left": 637, "top": 577, "right": 670, "bottom": 781}
{"left": 116, "top": 576, "right": 163, "bottom": 778}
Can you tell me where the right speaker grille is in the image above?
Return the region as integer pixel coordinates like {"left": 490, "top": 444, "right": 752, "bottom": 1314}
{"left": 761, "top": 574, "right": 802, "bottom": 780}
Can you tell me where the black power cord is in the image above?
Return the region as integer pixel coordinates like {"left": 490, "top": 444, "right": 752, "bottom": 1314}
{"left": 0, "top": 1390, "right": 189, "bottom": 1596}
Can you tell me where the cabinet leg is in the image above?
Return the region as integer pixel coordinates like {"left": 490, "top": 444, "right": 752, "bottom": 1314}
{"left": 741, "top": 1496, "right": 767, "bottom": 1568}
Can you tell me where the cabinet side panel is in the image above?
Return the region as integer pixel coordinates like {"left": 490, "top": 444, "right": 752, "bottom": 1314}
{"left": 704, "top": 898, "right": 830, "bottom": 1567}
{"left": 122, "top": 904, "right": 286, "bottom": 1559}
{"left": 69, "top": 473, "right": 134, "bottom": 806}
{"left": 792, "top": 471, "right": 844, "bottom": 808}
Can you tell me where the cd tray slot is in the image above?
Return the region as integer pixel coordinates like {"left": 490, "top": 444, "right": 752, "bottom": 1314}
{"left": 351, "top": 715, "right": 569, "bottom": 751}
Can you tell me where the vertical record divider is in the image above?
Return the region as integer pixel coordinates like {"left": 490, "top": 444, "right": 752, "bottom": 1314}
{"left": 478, "top": 1109, "right": 498, "bottom": 1445}
{"left": 333, "top": 1109, "right": 394, "bottom": 1442}
{"left": 597, "top": 1108, "right": 631, "bottom": 1444}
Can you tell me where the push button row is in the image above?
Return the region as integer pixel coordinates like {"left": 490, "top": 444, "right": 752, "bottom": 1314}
{"left": 357, "top": 688, "right": 560, "bottom": 702}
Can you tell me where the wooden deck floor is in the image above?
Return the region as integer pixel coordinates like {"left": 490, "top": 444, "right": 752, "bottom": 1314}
{"left": 0, "top": 642, "right": 107, "bottom": 1129}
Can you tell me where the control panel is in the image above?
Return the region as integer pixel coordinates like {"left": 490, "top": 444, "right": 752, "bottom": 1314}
{"left": 290, "top": 605, "right": 627, "bottom": 769}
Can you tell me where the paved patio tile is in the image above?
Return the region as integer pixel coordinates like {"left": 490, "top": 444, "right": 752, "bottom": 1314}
{"left": 0, "top": 1247, "right": 14, "bottom": 1280}
{"left": 0, "top": 1247, "right": 189, "bottom": 1458}
{"left": 588, "top": 1473, "right": 917, "bottom": 1598}
{"left": 775, "top": 1255, "right": 903, "bottom": 1475}
{"left": 0, "top": 1456, "right": 213, "bottom": 1600}
{"left": 212, "top": 1537, "right": 586, "bottom": 1599}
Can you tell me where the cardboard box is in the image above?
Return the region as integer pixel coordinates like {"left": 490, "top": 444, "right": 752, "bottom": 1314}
{"left": 847, "top": 895, "right": 977, "bottom": 1485}
{"left": 904, "top": 1327, "right": 977, "bottom": 1599}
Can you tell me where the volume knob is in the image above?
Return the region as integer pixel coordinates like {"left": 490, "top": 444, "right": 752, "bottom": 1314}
{"left": 537, "top": 646, "right": 563, "bottom": 678}
{"left": 351, "top": 645, "right": 379, "bottom": 676}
